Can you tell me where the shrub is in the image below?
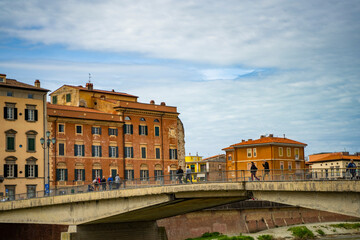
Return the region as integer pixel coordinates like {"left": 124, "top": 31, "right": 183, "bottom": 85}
{"left": 202, "top": 232, "right": 221, "bottom": 238}
{"left": 316, "top": 229, "right": 325, "bottom": 236}
{"left": 330, "top": 223, "right": 360, "bottom": 229}
{"left": 288, "top": 226, "right": 315, "bottom": 239}
{"left": 218, "top": 235, "right": 254, "bottom": 240}
{"left": 257, "top": 235, "right": 274, "bottom": 240}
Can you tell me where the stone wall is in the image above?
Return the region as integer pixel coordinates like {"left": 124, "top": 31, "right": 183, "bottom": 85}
{"left": 157, "top": 205, "right": 359, "bottom": 240}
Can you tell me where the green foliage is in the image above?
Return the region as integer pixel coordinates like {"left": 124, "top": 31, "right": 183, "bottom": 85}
{"left": 330, "top": 223, "right": 360, "bottom": 229}
{"left": 257, "top": 235, "right": 274, "bottom": 240}
{"left": 315, "top": 229, "right": 325, "bottom": 236}
{"left": 202, "top": 232, "right": 221, "bottom": 238}
{"left": 287, "top": 226, "right": 315, "bottom": 239}
{"left": 218, "top": 236, "right": 254, "bottom": 240}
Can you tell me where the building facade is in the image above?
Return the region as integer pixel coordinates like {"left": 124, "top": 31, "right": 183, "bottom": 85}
{"left": 0, "top": 74, "right": 48, "bottom": 199}
{"left": 308, "top": 152, "right": 360, "bottom": 179}
{"left": 223, "top": 134, "right": 307, "bottom": 181}
{"left": 48, "top": 83, "right": 184, "bottom": 187}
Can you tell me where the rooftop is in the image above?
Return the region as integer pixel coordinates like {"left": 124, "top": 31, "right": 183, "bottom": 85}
{"left": 0, "top": 77, "right": 48, "bottom": 92}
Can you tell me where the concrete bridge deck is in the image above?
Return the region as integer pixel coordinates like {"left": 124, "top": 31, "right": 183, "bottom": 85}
{"left": 0, "top": 180, "right": 359, "bottom": 226}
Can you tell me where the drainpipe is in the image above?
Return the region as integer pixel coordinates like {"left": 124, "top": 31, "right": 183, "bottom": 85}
{"left": 43, "top": 93, "right": 47, "bottom": 192}
{"left": 160, "top": 114, "right": 165, "bottom": 177}
{"left": 54, "top": 117, "right": 58, "bottom": 191}
{"left": 122, "top": 109, "right": 127, "bottom": 184}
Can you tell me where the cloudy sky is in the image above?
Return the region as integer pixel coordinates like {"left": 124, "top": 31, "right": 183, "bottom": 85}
{"left": 1, "top": 0, "right": 359, "bottom": 158}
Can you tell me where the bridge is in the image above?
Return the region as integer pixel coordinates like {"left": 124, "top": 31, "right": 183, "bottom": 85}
{"left": 0, "top": 180, "right": 359, "bottom": 240}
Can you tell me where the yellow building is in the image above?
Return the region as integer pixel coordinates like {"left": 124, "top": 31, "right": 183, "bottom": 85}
{"left": 0, "top": 74, "right": 49, "bottom": 200}
{"left": 223, "top": 134, "right": 307, "bottom": 181}
{"left": 185, "top": 154, "right": 206, "bottom": 181}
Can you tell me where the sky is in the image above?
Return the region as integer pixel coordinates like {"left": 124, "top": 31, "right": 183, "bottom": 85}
{"left": 0, "top": 0, "right": 359, "bottom": 158}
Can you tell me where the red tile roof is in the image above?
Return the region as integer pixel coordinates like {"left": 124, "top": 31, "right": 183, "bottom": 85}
{"left": 309, "top": 153, "right": 360, "bottom": 163}
{"left": 231, "top": 137, "right": 307, "bottom": 147}
{"left": 0, "top": 78, "right": 49, "bottom": 92}
{"left": 64, "top": 85, "right": 138, "bottom": 98}
{"left": 115, "top": 100, "right": 178, "bottom": 114}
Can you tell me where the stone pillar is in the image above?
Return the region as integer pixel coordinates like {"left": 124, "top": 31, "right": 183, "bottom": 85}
{"left": 61, "top": 221, "right": 167, "bottom": 240}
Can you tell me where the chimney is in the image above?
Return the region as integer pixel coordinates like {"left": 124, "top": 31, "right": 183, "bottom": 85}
{"left": 160, "top": 102, "right": 166, "bottom": 106}
{"left": 150, "top": 100, "right": 155, "bottom": 105}
{"left": 269, "top": 134, "right": 274, "bottom": 137}
{"left": 112, "top": 89, "right": 115, "bottom": 92}
{"left": 242, "top": 140, "right": 245, "bottom": 142}
{"left": 260, "top": 135, "right": 265, "bottom": 138}
{"left": 248, "top": 139, "right": 252, "bottom": 141}
{"left": 34, "top": 79, "right": 40, "bottom": 88}
{"left": 342, "top": 152, "right": 349, "bottom": 156}
{"left": 86, "top": 82, "right": 93, "bottom": 91}
{"left": 0, "top": 74, "right": 6, "bottom": 83}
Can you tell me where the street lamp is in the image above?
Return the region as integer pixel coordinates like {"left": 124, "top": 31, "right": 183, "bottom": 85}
{"left": 40, "top": 131, "right": 56, "bottom": 195}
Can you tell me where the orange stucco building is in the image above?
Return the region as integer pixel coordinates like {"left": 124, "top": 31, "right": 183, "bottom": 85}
{"left": 48, "top": 83, "right": 184, "bottom": 188}
{"left": 223, "top": 134, "right": 307, "bottom": 180}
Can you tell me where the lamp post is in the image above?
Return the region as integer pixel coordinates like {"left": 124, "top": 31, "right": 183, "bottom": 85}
{"left": 40, "top": 131, "right": 56, "bottom": 196}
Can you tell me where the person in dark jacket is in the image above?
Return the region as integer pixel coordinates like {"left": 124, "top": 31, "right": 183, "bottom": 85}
{"left": 176, "top": 166, "right": 184, "bottom": 184}
{"left": 262, "top": 161, "right": 270, "bottom": 180}
{"left": 101, "top": 176, "right": 107, "bottom": 190}
{"left": 250, "top": 162, "right": 260, "bottom": 181}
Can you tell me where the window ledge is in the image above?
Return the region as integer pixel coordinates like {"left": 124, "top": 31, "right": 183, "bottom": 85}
{"left": 6, "top": 150, "right": 16, "bottom": 152}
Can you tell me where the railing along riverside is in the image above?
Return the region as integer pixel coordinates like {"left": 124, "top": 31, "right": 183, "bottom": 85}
{"left": 1, "top": 167, "right": 359, "bottom": 202}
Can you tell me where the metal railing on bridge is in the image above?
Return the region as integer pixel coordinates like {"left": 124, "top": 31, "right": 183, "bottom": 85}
{"left": 1, "top": 167, "right": 358, "bottom": 202}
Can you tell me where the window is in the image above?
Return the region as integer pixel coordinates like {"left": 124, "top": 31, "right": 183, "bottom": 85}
{"left": 66, "top": 93, "right": 71, "bottom": 102}
{"left": 27, "top": 185, "right": 36, "bottom": 199}
{"left": 330, "top": 166, "right": 334, "bottom": 177}
{"left": 154, "top": 170, "right": 163, "bottom": 181}
{"left": 294, "top": 148, "right": 299, "bottom": 160}
{"left": 25, "top": 163, "right": 38, "bottom": 178}
{"left": 191, "top": 165, "right": 195, "bottom": 172}
{"left": 280, "top": 161, "right": 284, "bottom": 170}
{"left": 253, "top": 148, "right": 257, "bottom": 157}
{"left": 52, "top": 96, "right": 58, "bottom": 104}
{"left": 141, "top": 147, "right": 147, "bottom": 159}
{"left": 140, "top": 170, "right": 149, "bottom": 181}
{"left": 123, "top": 124, "right": 133, "bottom": 134}
{"left": 108, "top": 128, "right": 118, "bottom": 136}
{"left": 7, "top": 91, "right": 13, "bottom": 97}
{"left": 140, "top": 117, "right": 146, "bottom": 121}
{"left": 336, "top": 166, "right": 340, "bottom": 176}
{"left": 170, "top": 170, "right": 177, "bottom": 180}
{"left": 92, "top": 127, "right": 101, "bottom": 135}
{"left": 125, "top": 116, "right": 131, "bottom": 120}
{"left": 59, "top": 143, "right": 65, "bottom": 156}
{"left": 92, "top": 169, "right": 102, "bottom": 180}
{"left": 58, "top": 124, "right": 65, "bottom": 133}
{"left": 25, "top": 106, "right": 38, "bottom": 122}
{"left": 124, "top": 146, "right": 134, "bottom": 158}
{"left": 6, "top": 130, "right": 16, "bottom": 151}
{"left": 139, "top": 125, "right": 148, "bottom": 135}
{"left": 4, "top": 164, "right": 17, "bottom": 178}
{"left": 125, "top": 170, "right": 134, "bottom": 180}
{"left": 56, "top": 169, "right": 68, "bottom": 181}
{"left": 27, "top": 136, "right": 36, "bottom": 152}
{"left": 154, "top": 119, "right": 160, "bottom": 123}
{"left": 228, "top": 155, "right": 232, "bottom": 161}
{"left": 76, "top": 125, "right": 82, "bottom": 134}
{"left": 155, "top": 126, "right": 160, "bottom": 137}
{"left": 169, "top": 149, "right": 178, "bottom": 159}
{"left": 288, "top": 162, "right": 292, "bottom": 170}
{"left": 287, "top": 147, "right": 291, "bottom": 157}
{"left": 5, "top": 186, "right": 15, "bottom": 201}
{"left": 200, "top": 164, "right": 206, "bottom": 172}
{"left": 155, "top": 147, "right": 161, "bottom": 159}
{"left": 279, "top": 147, "right": 283, "bottom": 157}
{"left": 28, "top": 94, "right": 33, "bottom": 99}
{"left": 92, "top": 145, "right": 102, "bottom": 157}
{"left": 74, "top": 144, "right": 85, "bottom": 156}
{"left": 75, "top": 169, "right": 85, "bottom": 181}
{"left": 109, "top": 146, "right": 118, "bottom": 158}
{"left": 4, "top": 103, "right": 17, "bottom": 120}
{"left": 247, "top": 148, "right": 252, "bottom": 158}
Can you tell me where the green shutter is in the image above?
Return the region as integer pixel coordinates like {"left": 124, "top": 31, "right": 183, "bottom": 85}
{"left": 35, "top": 165, "right": 38, "bottom": 177}
{"left": 25, "top": 165, "right": 29, "bottom": 178}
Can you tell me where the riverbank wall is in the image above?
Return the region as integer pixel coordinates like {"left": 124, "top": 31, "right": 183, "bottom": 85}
{"left": 157, "top": 201, "right": 359, "bottom": 240}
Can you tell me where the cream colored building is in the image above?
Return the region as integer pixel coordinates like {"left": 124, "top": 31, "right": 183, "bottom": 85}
{"left": 0, "top": 74, "right": 48, "bottom": 200}
{"left": 308, "top": 152, "right": 360, "bottom": 179}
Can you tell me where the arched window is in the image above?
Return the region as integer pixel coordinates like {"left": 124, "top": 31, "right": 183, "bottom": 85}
{"left": 125, "top": 116, "right": 131, "bottom": 120}
{"left": 140, "top": 117, "right": 146, "bottom": 121}
{"left": 154, "top": 119, "right": 160, "bottom": 122}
